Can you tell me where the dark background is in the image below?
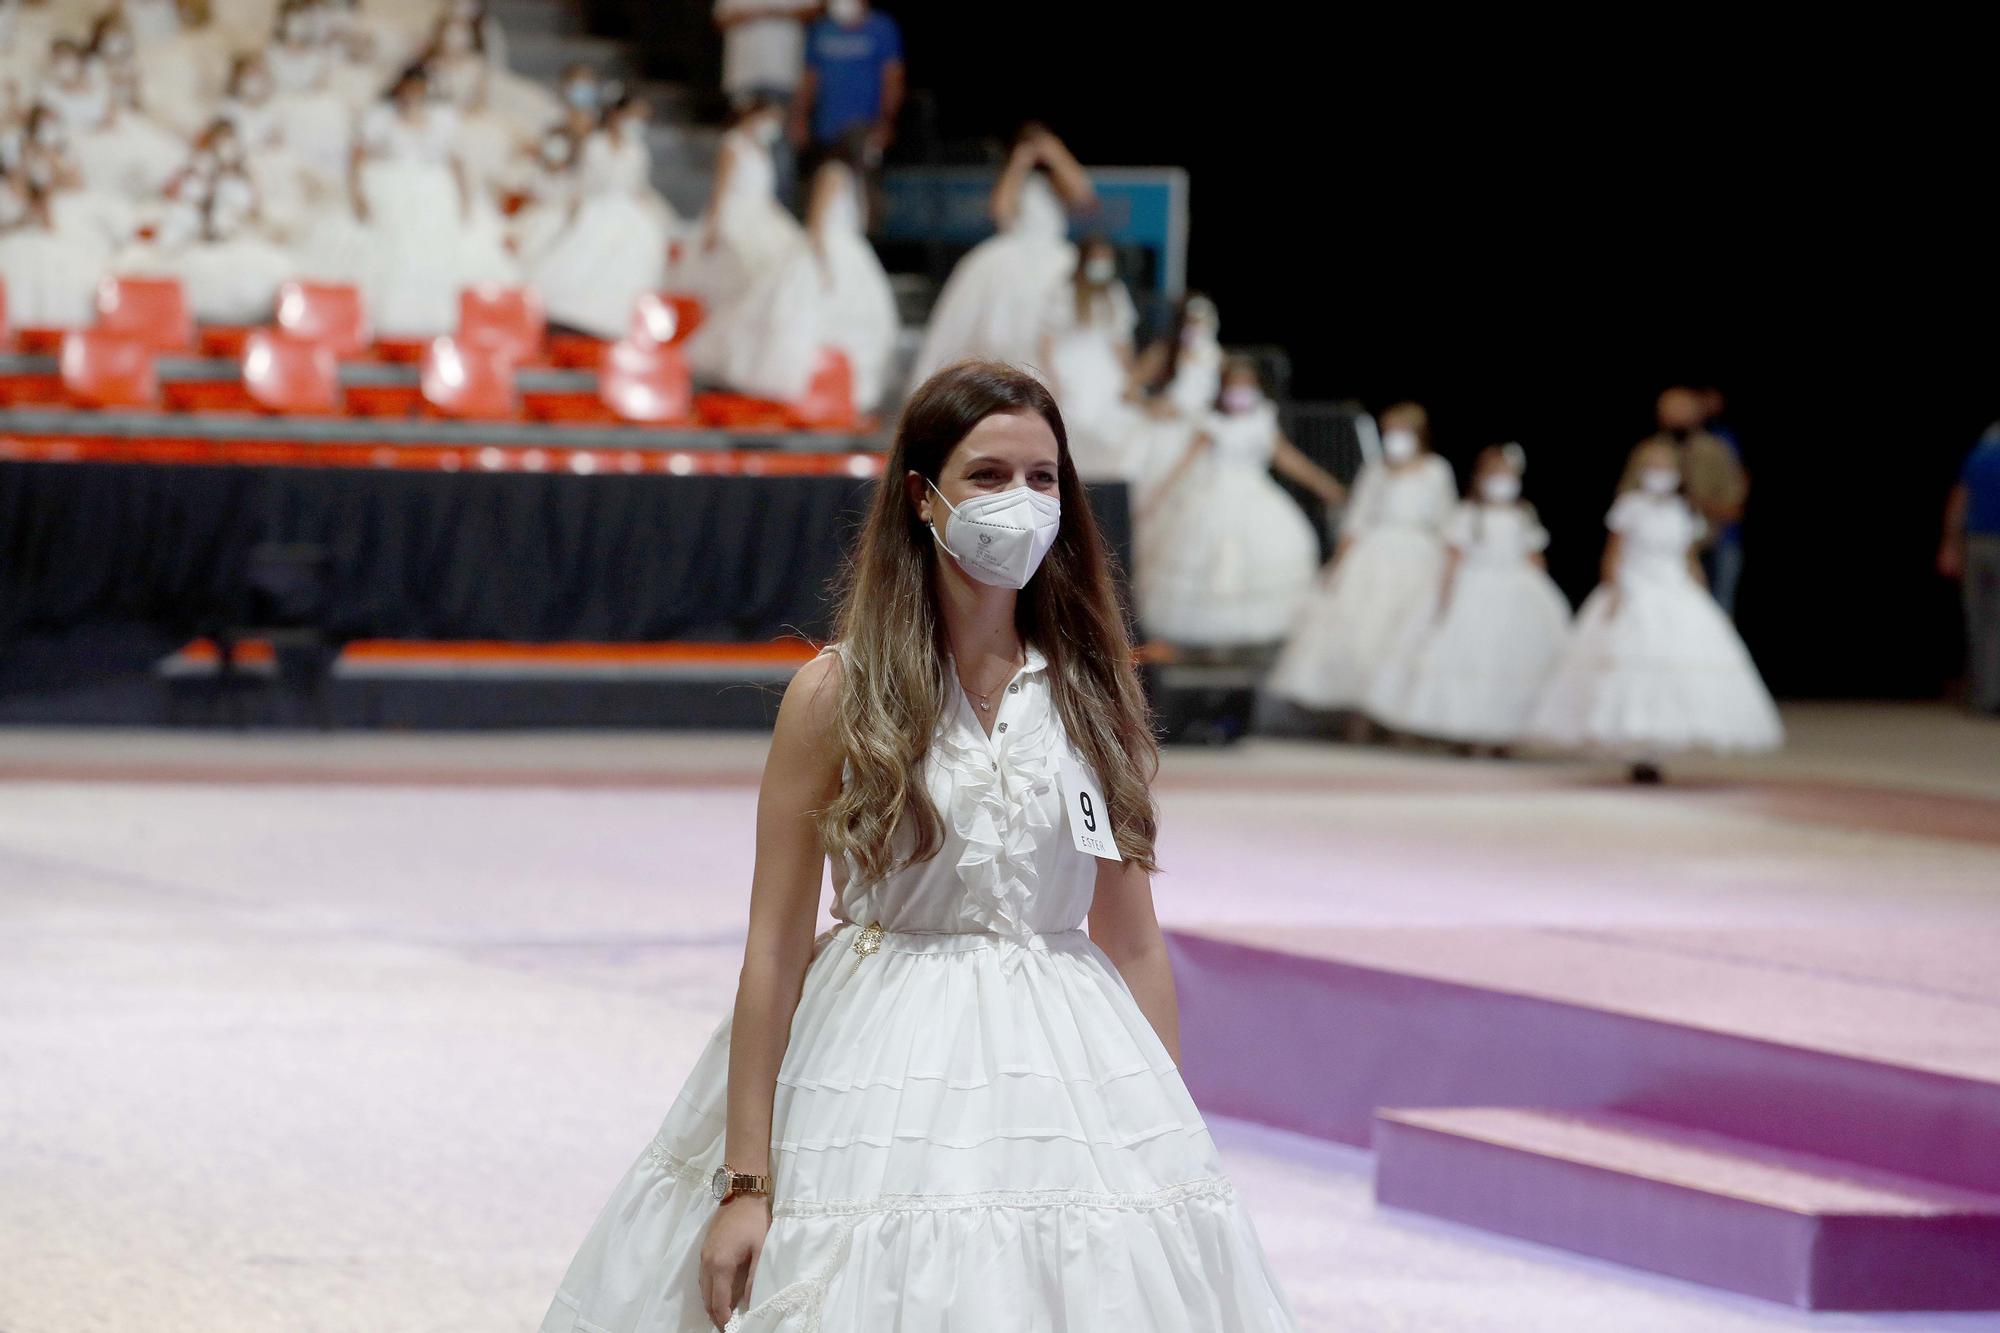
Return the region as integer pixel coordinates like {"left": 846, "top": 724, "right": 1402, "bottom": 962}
{"left": 631, "top": 6, "right": 1992, "bottom": 699}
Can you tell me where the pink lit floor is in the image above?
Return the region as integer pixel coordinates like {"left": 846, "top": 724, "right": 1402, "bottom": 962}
{"left": 2, "top": 703, "right": 1997, "bottom": 1331}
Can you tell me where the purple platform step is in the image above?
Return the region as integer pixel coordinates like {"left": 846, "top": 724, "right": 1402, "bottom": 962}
{"left": 1373, "top": 1107, "right": 2000, "bottom": 1311}
{"left": 1165, "top": 927, "right": 2000, "bottom": 1196}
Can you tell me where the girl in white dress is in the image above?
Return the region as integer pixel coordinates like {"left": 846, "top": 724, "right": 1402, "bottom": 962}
{"left": 218, "top": 53, "right": 313, "bottom": 241}
{"left": 67, "top": 15, "right": 184, "bottom": 203}
{"left": 305, "top": 65, "right": 514, "bottom": 337}
{"left": 263, "top": 1, "right": 352, "bottom": 188}
{"left": 1123, "top": 292, "right": 1227, "bottom": 504}
{"left": 1525, "top": 440, "right": 1783, "bottom": 780}
{"left": 1366, "top": 443, "right": 1573, "bottom": 750}
{"left": 537, "top": 360, "right": 1299, "bottom": 1333}
{"left": 0, "top": 154, "right": 113, "bottom": 329}
{"left": 33, "top": 39, "right": 112, "bottom": 139}
{"left": 676, "top": 98, "right": 804, "bottom": 319}
{"left": 1137, "top": 355, "right": 1345, "bottom": 648}
{"left": 146, "top": 120, "right": 298, "bottom": 325}
{"left": 687, "top": 157, "right": 897, "bottom": 411}
{"left": 1036, "top": 235, "right": 1142, "bottom": 481}
{"left": 908, "top": 123, "right": 1095, "bottom": 386}
{"left": 1268, "top": 401, "right": 1459, "bottom": 715}
{"left": 526, "top": 94, "right": 678, "bottom": 338}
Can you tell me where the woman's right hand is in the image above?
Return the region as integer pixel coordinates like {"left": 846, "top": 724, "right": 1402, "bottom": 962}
{"left": 699, "top": 1193, "right": 771, "bottom": 1329}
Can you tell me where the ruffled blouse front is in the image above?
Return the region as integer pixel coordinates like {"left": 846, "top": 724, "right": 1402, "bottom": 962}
{"left": 828, "top": 641, "right": 1099, "bottom": 941}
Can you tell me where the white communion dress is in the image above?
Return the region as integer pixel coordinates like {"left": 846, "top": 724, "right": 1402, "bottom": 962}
{"left": 687, "top": 168, "right": 897, "bottom": 410}
{"left": 539, "top": 641, "right": 1300, "bottom": 1333}
{"left": 675, "top": 126, "right": 804, "bottom": 317}
{"left": 1137, "top": 402, "right": 1321, "bottom": 646}
{"left": 1267, "top": 452, "right": 1457, "bottom": 711}
{"left": 1125, "top": 334, "right": 1226, "bottom": 507}
{"left": 910, "top": 171, "right": 1077, "bottom": 386}
{"left": 1040, "top": 281, "right": 1142, "bottom": 481}
{"left": 1366, "top": 501, "right": 1573, "bottom": 743}
{"left": 528, "top": 128, "right": 676, "bottom": 340}
{"left": 1525, "top": 491, "right": 1784, "bottom": 755}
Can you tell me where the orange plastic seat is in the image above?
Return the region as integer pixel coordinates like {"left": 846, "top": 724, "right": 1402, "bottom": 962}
{"left": 457, "top": 284, "right": 545, "bottom": 363}
{"left": 95, "top": 274, "right": 194, "bottom": 353}
{"left": 197, "top": 325, "right": 257, "bottom": 358}
{"left": 546, "top": 332, "right": 608, "bottom": 369}
{"left": 60, "top": 329, "right": 159, "bottom": 408}
{"left": 598, "top": 337, "right": 692, "bottom": 424}
{"left": 420, "top": 335, "right": 519, "bottom": 419}
{"left": 791, "top": 347, "right": 857, "bottom": 429}
{"left": 628, "top": 292, "right": 703, "bottom": 348}
{"left": 242, "top": 328, "right": 340, "bottom": 414}
{"left": 274, "top": 280, "right": 371, "bottom": 359}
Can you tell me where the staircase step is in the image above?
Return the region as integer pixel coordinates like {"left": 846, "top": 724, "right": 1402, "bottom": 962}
{"left": 1374, "top": 1107, "right": 2000, "bottom": 1311}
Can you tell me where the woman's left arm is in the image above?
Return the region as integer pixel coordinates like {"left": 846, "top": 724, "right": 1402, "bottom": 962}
{"left": 1087, "top": 858, "right": 1181, "bottom": 1063}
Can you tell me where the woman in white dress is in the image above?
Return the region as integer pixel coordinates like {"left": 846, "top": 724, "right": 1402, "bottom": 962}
{"left": 305, "top": 64, "right": 514, "bottom": 337}
{"left": 1366, "top": 443, "right": 1573, "bottom": 750}
{"left": 908, "top": 122, "right": 1094, "bottom": 386}
{"left": 33, "top": 38, "right": 112, "bottom": 139}
{"left": 677, "top": 98, "right": 803, "bottom": 317}
{"left": 507, "top": 121, "right": 579, "bottom": 264}
{"left": 538, "top": 360, "right": 1300, "bottom": 1333}
{"left": 1267, "top": 400, "right": 1459, "bottom": 717}
{"left": 1525, "top": 440, "right": 1783, "bottom": 780}
{"left": 687, "top": 157, "right": 897, "bottom": 411}
{"left": 145, "top": 119, "right": 298, "bottom": 325}
{"left": 1137, "top": 355, "right": 1345, "bottom": 649}
{"left": 525, "top": 94, "right": 675, "bottom": 339}
{"left": 1036, "top": 236, "right": 1141, "bottom": 480}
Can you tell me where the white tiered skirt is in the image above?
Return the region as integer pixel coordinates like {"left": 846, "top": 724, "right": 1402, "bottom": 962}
{"left": 539, "top": 923, "right": 1298, "bottom": 1332}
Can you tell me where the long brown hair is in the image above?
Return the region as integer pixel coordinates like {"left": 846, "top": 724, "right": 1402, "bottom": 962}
{"left": 816, "top": 360, "right": 1161, "bottom": 885}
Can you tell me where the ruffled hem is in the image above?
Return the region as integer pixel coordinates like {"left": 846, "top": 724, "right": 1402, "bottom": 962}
{"left": 539, "top": 928, "right": 1299, "bottom": 1331}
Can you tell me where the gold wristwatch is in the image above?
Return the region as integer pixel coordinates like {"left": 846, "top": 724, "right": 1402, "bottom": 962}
{"left": 710, "top": 1164, "right": 771, "bottom": 1205}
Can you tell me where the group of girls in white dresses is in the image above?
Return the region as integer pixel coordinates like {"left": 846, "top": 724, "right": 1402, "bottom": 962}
{"left": 0, "top": 0, "right": 684, "bottom": 341}
{"left": 678, "top": 96, "right": 899, "bottom": 411}
{"left": 1247, "top": 405, "right": 1783, "bottom": 771}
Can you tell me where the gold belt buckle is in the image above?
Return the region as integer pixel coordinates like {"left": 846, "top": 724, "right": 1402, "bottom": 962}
{"left": 852, "top": 921, "right": 885, "bottom": 957}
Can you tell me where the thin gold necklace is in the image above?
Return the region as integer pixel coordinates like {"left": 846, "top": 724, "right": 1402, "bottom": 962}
{"left": 956, "top": 644, "right": 1025, "bottom": 713}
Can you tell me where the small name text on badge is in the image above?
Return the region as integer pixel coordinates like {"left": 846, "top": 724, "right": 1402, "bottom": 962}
{"left": 1056, "top": 749, "right": 1123, "bottom": 861}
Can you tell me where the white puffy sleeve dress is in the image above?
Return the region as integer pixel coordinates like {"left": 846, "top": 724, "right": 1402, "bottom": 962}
{"left": 539, "top": 641, "right": 1300, "bottom": 1333}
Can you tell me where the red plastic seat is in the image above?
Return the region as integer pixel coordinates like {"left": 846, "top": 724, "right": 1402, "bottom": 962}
{"left": 274, "top": 280, "right": 371, "bottom": 359}
{"left": 792, "top": 347, "right": 856, "bottom": 429}
{"left": 60, "top": 329, "right": 159, "bottom": 408}
{"left": 242, "top": 328, "right": 340, "bottom": 414}
{"left": 628, "top": 292, "right": 703, "bottom": 349}
{"left": 420, "top": 335, "right": 519, "bottom": 419}
{"left": 598, "top": 337, "right": 692, "bottom": 424}
{"left": 95, "top": 274, "right": 194, "bottom": 353}
{"left": 457, "top": 285, "right": 544, "bottom": 362}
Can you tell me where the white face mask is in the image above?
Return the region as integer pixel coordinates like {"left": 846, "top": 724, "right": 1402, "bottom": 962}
{"left": 540, "top": 133, "right": 568, "bottom": 164}
{"left": 53, "top": 55, "right": 82, "bottom": 80}
{"left": 1383, "top": 428, "right": 1419, "bottom": 463}
{"left": 34, "top": 121, "right": 63, "bottom": 148}
{"left": 1640, "top": 466, "right": 1680, "bottom": 495}
{"left": 1479, "top": 473, "right": 1521, "bottom": 503}
{"left": 215, "top": 138, "right": 243, "bottom": 166}
{"left": 923, "top": 476, "right": 1061, "bottom": 589}
{"left": 754, "top": 116, "right": 781, "bottom": 145}
{"left": 564, "top": 79, "right": 597, "bottom": 110}
{"left": 829, "top": 0, "right": 864, "bottom": 21}
{"left": 1221, "top": 385, "right": 1261, "bottom": 414}
{"left": 1082, "top": 255, "right": 1115, "bottom": 284}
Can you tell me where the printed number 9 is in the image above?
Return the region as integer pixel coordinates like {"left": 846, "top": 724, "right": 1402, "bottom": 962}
{"left": 1079, "top": 792, "right": 1096, "bottom": 832}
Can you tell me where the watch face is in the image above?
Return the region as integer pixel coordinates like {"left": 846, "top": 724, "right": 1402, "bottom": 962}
{"left": 710, "top": 1166, "right": 730, "bottom": 1201}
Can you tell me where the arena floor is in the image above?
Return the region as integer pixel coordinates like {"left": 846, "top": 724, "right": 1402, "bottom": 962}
{"left": 3, "top": 703, "right": 1997, "bottom": 1331}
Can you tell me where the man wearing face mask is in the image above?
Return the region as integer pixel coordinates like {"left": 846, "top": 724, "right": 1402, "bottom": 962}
{"left": 790, "top": 0, "right": 902, "bottom": 226}
{"left": 1620, "top": 385, "right": 1750, "bottom": 617}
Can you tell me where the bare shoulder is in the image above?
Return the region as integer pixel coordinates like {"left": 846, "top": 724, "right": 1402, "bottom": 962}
{"left": 771, "top": 649, "right": 845, "bottom": 760}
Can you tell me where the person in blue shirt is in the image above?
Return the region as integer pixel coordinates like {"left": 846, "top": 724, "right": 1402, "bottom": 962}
{"left": 788, "top": 0, "right": 903, "bottom": 224}
{"left": 1939, "top": 422, "right": 2000, "bottom": 713}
